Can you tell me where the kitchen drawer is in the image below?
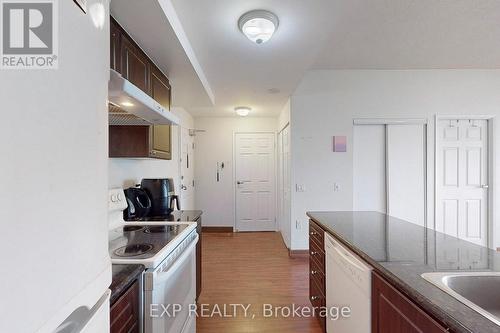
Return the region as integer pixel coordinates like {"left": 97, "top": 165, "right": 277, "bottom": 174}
{"left": 310, "top": 278, "right": 325, "bottom": 305}
{"left": 309, "top": 221, "right": 324, "bottom": 246}
{"left": 309, "top": 234, "right": 325, "bottom": 254}
{"left": 110, "top": 280, "right": 139, "bottom": 333}
{"left": 310, "top": 257, "right": 325, "bottom": 292}
{"left": 309, "top": 274, "right": 326, "bottom": 332}
{"left": 310, "top": 238, "right": 325, "bottom": 268}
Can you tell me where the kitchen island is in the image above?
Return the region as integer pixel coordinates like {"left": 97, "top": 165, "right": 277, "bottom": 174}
{"left": 307, "top": 211, "right": 500, "bottom": 333}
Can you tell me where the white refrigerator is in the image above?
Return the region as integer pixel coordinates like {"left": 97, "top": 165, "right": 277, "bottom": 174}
{"left": 0, "top": 0, "right": 112, "bottom": 332}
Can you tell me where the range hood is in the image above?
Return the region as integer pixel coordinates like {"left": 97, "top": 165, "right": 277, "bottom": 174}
{"left": 108, "top": 69, "right": 180, "bottom": 126}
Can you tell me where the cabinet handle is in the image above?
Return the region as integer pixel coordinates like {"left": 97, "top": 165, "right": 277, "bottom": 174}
{"left": 310, "top": 231, "right": 318, "bottom": 236}
{"left": 310, "top": 296, "right": 320, "bottom": 301}
{"left": 310, "top": 251, "right": 318, "bottom": 256}
{"left": 311, "top": 270, "right": 318, "bottom": 275}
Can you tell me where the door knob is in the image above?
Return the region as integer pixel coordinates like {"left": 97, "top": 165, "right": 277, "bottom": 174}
{"left": 181, "top": 185, "right": 187, "bottom": 190}
{"left": 481, "top": 184, "right": 489, "bottom": 189}
{"left": 237, "top": 181, "right": 244, "bottom": 185}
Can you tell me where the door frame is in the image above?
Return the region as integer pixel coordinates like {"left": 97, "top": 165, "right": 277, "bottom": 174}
{"left": 277, "top": 123, "right": 291, "bottom": 248}
{"left": 232, "top": 131, "right": 278, "bottom": 232}
{"left": 277, "top": 130, "right": 283, "bottom": 234}
{"left": 179, "top": 125, "right": 194, "bottom": 210}
{"left": 434, "top": 115, "right": 495, "bottom": 248}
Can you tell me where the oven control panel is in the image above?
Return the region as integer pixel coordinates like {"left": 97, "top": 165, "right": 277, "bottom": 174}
{"left": 108, "top": 188, "right": 127, "bottom": 212}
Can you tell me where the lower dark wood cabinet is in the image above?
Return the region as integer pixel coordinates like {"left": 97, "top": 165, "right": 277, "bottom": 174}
{"left": 372, "top": 272, "right": 449, "bottom": 333}
{"left": 309, "top": 220, "right": 326, "bottom": 332}
{"left": 110, "top": 280, "right": 140, "bottom": 333}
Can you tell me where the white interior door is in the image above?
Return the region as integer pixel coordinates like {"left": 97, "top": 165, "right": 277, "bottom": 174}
{"left": 180, "top": 128, "right": 195, "bottom": 210}
{"left": 436, "top": 119, "right": 489, "bottom": 246}
{"left": 235, "top": 133, "right": 276, "bottom": 232}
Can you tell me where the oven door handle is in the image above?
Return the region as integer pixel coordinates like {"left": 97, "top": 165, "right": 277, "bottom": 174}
{"left": 154, "top": 234, "right": 198, "bottom": 284}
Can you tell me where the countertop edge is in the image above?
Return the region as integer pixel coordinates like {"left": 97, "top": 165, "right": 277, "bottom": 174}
{"left": 307, "top": 213, "right": 473, "bottom": 333}
{"left": 110, "top": 264, "right": 145, "bottom": 305}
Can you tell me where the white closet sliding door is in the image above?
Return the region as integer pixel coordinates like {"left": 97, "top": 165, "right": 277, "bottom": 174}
{"left": 353, "top": 122, "right": 426, "bottom": 226}
{"left": 353, "top": 125, "right": 386, "bottom": 213}
{"left": 386, "top": 124, "right": 426, "bottom": 226}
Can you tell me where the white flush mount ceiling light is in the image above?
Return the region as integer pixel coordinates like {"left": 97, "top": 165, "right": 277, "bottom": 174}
{"left": 235, "top": 106, "right": 251, "bottom": 117}
{"left": 238, "top": 10, "right": 279, "bottom": 44}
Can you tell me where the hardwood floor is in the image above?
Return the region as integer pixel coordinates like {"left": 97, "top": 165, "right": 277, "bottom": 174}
{"left": 197, "top": 232, "right": 323, "bottom": 333}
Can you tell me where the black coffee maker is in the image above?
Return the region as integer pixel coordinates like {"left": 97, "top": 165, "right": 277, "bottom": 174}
{"left": 140, "top": 178, "right": 180, "bottom": 216}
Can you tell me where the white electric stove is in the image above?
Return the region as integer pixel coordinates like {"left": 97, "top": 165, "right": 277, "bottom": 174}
{"left": 108, "top": 189, "right": 198, "bottom": 333}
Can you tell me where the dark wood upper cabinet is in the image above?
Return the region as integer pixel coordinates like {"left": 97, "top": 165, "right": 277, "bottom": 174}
{"left": 109, "top": 16, "right": 173, "bottom": 160}
{"left": 120, "top": 34, "right": 150, "bottom": 93}
{"left": 372, "top": 272, "right": 449, "bottom": 333}
{"left": 110, "top": 17, "right": 121, "bottom": 72}
{"left": 150, "top": 65, "right": 171, "bottom": 107}
{"left": 149, "top": 65, "right": 172, "bottom": 159}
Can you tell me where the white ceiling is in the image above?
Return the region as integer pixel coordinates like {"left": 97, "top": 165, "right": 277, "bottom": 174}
{"left": 115, "top": 0, "right": 500, "bottom": 117}
{"left": 313, "top": 0, "right": 500, "bottom": 70}
{"left": 170, "top": 0, "right": 338, "bottom": 117}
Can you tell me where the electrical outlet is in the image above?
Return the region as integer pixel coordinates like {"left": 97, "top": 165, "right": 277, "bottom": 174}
{"left": 296, "top": 220, "right": 301, "bottom": 229}
{"left": 333, "top": 183, "right": 340, "bottom": 192}
{"left": 296, "top": 184, "right": 305, "bottom": 192}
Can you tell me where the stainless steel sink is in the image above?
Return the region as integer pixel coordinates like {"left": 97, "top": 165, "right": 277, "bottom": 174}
{"left": 422, "top": 272, "right": 500, "bottom": 326}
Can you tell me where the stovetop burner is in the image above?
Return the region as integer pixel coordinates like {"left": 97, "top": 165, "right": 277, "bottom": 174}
{"left": 109, "top": 223, "right": 191, "bottom": 264}
{"left": 113, "top": 243, "right": 154, "bottom": 257}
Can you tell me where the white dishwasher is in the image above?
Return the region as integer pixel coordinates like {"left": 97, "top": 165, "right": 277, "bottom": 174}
{"left": 325, "top": 232, "right": 373, "bottom": 333}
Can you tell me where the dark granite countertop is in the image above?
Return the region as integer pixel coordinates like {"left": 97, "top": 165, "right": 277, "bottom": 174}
{"left": 110, "top": 264, "right": 145, "bottom": 304}
{"left": 126, "top": 210, "right": 202, "bottom": 222}
{"left": 169, "top": 210, "right": 202, "bottom": 222}
{"left": 307, "top": 211, "right": 500, "bottom": 333}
